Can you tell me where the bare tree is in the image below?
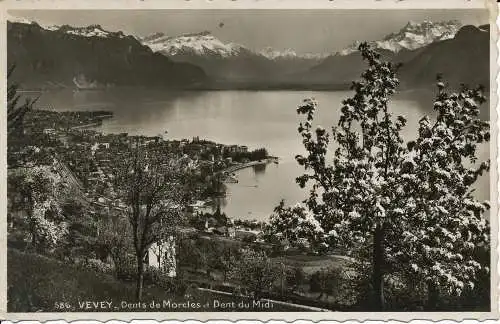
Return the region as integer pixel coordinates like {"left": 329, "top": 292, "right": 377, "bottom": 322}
{"left": 115, "top": 140, "right": 193, "bottom": 300}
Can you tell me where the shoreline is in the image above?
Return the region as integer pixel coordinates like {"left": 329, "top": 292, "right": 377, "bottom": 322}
{"left": 70, "top": 121, "right": 102, "bottom": 129}
{"left": 221, "top": 157, "right": 279, "bottom": 175}
{"left": 69, "top": 114, "right": 113, "bottom": 130}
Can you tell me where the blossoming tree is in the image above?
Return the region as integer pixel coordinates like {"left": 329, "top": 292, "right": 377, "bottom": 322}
{"left": 268, "top": 43, "right": 490, "bottom": 310}
{"left": 8, "top": 166, "right": 68, "bottom": 252}
{"left": 388, "top": 82, "right": 490, "bottom": 308}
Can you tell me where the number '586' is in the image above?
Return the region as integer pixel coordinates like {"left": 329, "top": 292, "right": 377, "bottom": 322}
{"left": 54, "top": 302, "right": 72, "bottom": 309}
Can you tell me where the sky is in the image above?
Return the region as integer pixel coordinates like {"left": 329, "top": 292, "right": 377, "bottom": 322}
{"left": 9, "top": 9, "right": 489, "bottom": 54}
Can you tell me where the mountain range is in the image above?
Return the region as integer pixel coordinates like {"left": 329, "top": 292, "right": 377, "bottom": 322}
{"left": 294, "top": 22, "right": 489, "bottom": 89}
{"left": 7, "top": 19, "right": 207, "bottom": 89}
{"left": 139, "top": 31, "right": 328, "bottom": 82}
{"left": 398, "top": 24, "right": 489, "bottom": 88}
{"left": 6, "top": 16, "right": 490, "bottom": 90}
{"left": 339, "top": 20, "right": 462, "bottom": 55}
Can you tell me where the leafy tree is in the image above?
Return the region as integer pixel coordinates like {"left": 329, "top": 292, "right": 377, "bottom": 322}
{"left": 177, "top": 238, "right": 198, "bottom": 268}
{"left": 96, "top": 216, "right": 134, "bottom": 277}
{"left": 286, "top": 266, "right": 307, "bottom": 294}
{"left": 309, "top": 267, "right": 344, "bottom": 300}
{"left": 194, "top": 238, "right": 211, "bottom": 275}
{"left": 207, "top": 242, "right": 237, "bottom": 281}
{"left": 228, "top": 248, "right": 280, "bottom": 299}
{"left": 114, "top": 141, "right": 194, "bottom": 301}
{"left": 269, "top": 43, "right": 490, "bottom": 310}
{"left": 219, "top": 251, "right": 237, "bottom": 282}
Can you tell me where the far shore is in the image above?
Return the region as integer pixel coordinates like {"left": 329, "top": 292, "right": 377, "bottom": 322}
{"left": 221, "top": 157, "right": 279, "bottom": 175}
{"left": 18, "top": 82, "right": 490, "bottom": 94}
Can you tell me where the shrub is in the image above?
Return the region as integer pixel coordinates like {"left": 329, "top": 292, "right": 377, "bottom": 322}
{"left": 144, "top": 266, "right": 173, "bottom": 289}
{"left": 169, "top": 271, "right": 188, "bottom": 296}
{"left": 184, "top": 283, "right": 201, "bottom": 299}
{"left": 143, "top": 266, "right": 189, "bottom": 296}
{"left": 114, "top": 252, "right": 136, "bottom": 281}
{"left": 81, "top": 258, "right": 114, "bottom": 275}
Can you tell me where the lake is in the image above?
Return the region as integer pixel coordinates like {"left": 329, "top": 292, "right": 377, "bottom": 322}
{"left": 36, "top": 88, "right": 490, "bottom": 221}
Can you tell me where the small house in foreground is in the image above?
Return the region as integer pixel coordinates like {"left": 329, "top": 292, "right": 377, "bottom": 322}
{"left": 145, "top": 235, "right": 176, "bottom": 277}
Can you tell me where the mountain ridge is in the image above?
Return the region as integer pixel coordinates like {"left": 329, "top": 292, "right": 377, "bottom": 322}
{"left": 141, "top": 30, "right": 328, "bottom": 60}
{"left": 398, "top": 24, "right": 489, "bottom": 89}
{"left": 339, "top": 20, "right": 462, "bottom": 55}
{"left": 139, "top": 30, "right": 326, "bottom": 81}
{"left": 7, "top": 21, "right": 207, "bottom": 89}
{"left": 7, "top": 16, "right": 489, "bottom": 90}
{"left": 300, "top": 24, "right": 489, "bottom": 90}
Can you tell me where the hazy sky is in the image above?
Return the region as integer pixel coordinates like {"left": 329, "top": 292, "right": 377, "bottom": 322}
{"left": 10, "top": 9, "right": 489, "bottom": 54}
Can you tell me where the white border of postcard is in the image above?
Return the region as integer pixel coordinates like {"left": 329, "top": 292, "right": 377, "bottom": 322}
{"left": 0, "top": 0, "right": 498, "bottom": 321}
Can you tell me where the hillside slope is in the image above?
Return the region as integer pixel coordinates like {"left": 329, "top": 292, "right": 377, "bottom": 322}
{"left": 7, "top": 22, "right": 207, "bottom": 89}
{"left": 298, "top": 24, "right": 489, "bottom": 89}
{"left": 399, "top": 24, "right": 489, "bottom": 89}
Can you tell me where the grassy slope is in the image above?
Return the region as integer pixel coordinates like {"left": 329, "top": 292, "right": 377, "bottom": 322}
{"left": 7, "top": 249, "right": 308, "bottom": 312}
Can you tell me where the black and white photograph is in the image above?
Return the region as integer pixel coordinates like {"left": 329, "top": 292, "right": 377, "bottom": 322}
{"left": 3, "top": 1, "right": 497, "bottom": 318}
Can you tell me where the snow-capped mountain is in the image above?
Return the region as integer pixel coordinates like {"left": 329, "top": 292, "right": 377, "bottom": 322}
{"left": 140, "top": 31, "right": 247, "bottom": 57}
{"left": 7, "top": 14, "right": 60, "bottom": 31}
{"left": 141, "top": 31, "right": 329, "bottom": 61}
{"left": 299, "top": 23, "right": 488, "bottom": 90}
{"left": 339, "top": 20, "right": 462, "bottom": 55}
{"left": 7, "top": 18, "right": 206, "bottom": 89}
{"left": 7, "top": 14, "right": 126, "bottom": 38}
{"left": 57, "top": 24, "right": 126, "bottom": 38}
{"left": 259, "top": 47, "right": 328, "bottom": 60}
{"left": 140, "top": 31, "right": 325, "bottom": 81}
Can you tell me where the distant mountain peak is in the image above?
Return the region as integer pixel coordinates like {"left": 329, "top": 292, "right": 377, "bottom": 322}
{"left": 7, "top": 14, "right": 60, "bottom": 31}
{"left": 141, "top": 31, "right": 247, "bottom": 57}
{"left": 140, "top": 32, "right": 165, "bottom": 42}
{"left": 182, "top": 30, "right": 212, "bottom": 37}
{"left": 7, "top": 17, "right": 208, "bottom": 89}
{"left": 7, "top": 16, "right": 126, "bottom": 38}
{"left": 259, "top": 46, "right": 328, "bottom": 60}
{"left": 339, "top": 20, "right": 462, "bottom": 55}
{"left": 141, "top": 31, "right": 330, "bottom": 60}
{"left": 7, "top": 14, "right": 35, "bottom": 25}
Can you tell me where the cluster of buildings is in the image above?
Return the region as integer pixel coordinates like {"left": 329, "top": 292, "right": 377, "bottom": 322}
{"left": 10, "top": 109, "right": 270, "bottom": 276}
{"left": 22, "top": 109, "right": 113, "bottom": 135}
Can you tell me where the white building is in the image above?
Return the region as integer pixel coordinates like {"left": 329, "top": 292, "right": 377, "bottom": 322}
{"left": 146, "top": 236, "right": 177, "bottom": 277}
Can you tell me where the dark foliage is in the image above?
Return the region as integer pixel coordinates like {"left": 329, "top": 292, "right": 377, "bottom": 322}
{"left": 7, "top": 64, "right": 38, "bottom": 136}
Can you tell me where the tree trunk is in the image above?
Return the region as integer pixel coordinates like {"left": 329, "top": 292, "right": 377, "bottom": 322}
{"left": 27, "top": 209, "right": 37, "bottom": 251}
{"left": 372, "top": 224, "right": 385, "bottom": 311}
{"left": 427, "top": 282, "right": 439, "bottom": 310}
{"left": 136, "top": 253, "right": 144, "bottom": 301}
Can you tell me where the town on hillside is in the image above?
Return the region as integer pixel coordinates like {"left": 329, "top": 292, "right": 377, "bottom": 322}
{"left": 9, "top": 108, "right": 344, "bottom": 311}
{"left": 5, "top": 6, "right": 493, "bottom": 316}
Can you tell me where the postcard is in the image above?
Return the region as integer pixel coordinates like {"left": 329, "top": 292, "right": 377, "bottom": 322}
{"left": 0, "top": 0, "right": 498, "bottom": 321}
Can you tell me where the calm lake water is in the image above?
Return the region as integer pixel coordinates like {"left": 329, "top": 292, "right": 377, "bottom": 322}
{"left": 36, "top": 89, "right": 490, "bottom": 221}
